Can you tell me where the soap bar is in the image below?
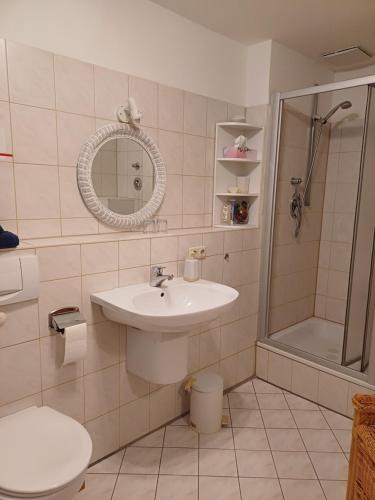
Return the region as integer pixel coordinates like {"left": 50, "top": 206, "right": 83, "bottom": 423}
{"left": 0, "top": 226, "right": 19, "bottom": 249}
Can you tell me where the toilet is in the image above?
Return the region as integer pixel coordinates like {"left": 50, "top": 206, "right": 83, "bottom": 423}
{"left": 0, "top": 406, "right": 92, "bottom": 500}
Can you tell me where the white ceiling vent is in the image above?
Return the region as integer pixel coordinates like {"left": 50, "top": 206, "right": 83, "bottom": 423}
{"left": 322, "top": 46, "right": 372, "bottom": 69}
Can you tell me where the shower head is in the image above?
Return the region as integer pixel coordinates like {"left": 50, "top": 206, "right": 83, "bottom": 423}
{"left": 320, "top": 100, "right": 352, "bottom": 124}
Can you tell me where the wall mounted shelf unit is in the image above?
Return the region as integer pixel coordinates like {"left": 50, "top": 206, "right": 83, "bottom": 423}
{"left": 213, "top": 122, "right": 263, "bottom": 228}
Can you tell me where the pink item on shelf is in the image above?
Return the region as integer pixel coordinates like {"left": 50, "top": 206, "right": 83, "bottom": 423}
{"left": 223, "top": 146, "right": 257, "bottom": 160}
{"left": 223, "top": 146, "right": 246, "bottom": 159}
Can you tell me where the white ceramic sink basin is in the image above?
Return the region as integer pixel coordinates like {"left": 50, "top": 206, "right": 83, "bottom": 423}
{"left": 91, "top": 278, "right": 239, "bottom": 333}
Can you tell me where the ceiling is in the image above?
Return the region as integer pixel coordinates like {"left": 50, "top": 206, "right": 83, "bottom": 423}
{"left": 150, "top": 0, "right": 375, "bottom": 69}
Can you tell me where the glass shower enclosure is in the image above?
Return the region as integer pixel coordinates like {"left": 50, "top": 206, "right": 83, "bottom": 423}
{"left": 260, "top": 75, "right": 375, "bottom": 385}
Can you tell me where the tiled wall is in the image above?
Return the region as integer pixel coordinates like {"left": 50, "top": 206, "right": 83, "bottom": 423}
{"left": 0, "top": 228, "right": 260, "bottom": 461}
{"left": 315, "top": 117, "right": 364, "bottom": 324}
{"left": 0, "top": 38, "right": 245, "bottom": 238}
{"left": 269, "top": 99, "right": 328, "bottom": 334}
{"left": 256, "top": 344, "right": 374, "bottom": 418}
{"left": 0, "top": 38, "right": 264, "bottom": 463}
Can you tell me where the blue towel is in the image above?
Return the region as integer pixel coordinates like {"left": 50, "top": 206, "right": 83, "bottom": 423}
{"left": 0, "top": 226, "right": 19, "bottom": 248}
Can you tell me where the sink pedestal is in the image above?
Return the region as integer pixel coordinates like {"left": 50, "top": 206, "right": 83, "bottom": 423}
{"left": 127, "top": 327, "right": 189, "bottom": 384}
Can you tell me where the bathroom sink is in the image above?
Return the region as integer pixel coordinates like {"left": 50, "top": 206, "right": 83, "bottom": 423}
{"left": 91, "top": 278, "right": 239, "bottom": 333}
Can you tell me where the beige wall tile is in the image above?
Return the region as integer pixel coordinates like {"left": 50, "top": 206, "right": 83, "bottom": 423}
{"left": 183, "top": 92, "right": 207, "bottom": 136}
{"left": 84, "top": 321, "right": 120, "bottom": 374}
{"left": 14, "top": 164, "right": 60, "bottom": 219}
{"left": 42, "top": 378, "right": 84, "bottom": 422}
{"left": 37, "top": 245, "right": 81, "bottom": 281}
{"left": 318, "top": 371, "right": 349, "bottom": 414}
{"left": 203, "top": 231, "right": 224, "bottom": 256}
{"left": 158, "top": 84, "right": 183, "bottom": 132}
{"left": 94, "top": 65, "right": 129, "bottom": 120}
{"left": 0, "top": 39, "right": 8, "bottom": 100}
{"left": 0, "top": 300, "right": 39, "bottom": 348}
{"left": 182, "top": 176, "right": 205, "bottom": 214}
{"left": 291, "top": 361, "right": 319, "bottom": 401}
{"left": 0, "top": 163, "right": 16, "bottom": 219}
{"left": 256, "top": 347, "right": 269, "bottom": 380}
{"left": 61, "top": 218, "right": 98, "bottom": 236}
{"left": 119, "top": 266, "right": 149, "bottom": 286}
{"left": 177, "top": 233, "right": 202, "bottom": 260}
{"left": 82, "top": 271, "right": 118, "bottom": 325}
{"left": 57, "top": 112, "right": 95, "bottom": 166}
{"left": 151, "top": 236, "right": 178, "bottom": 264}
{"left": 199, "top": 328, "right": 221, "bottom": 368}
{"left": 183, "top": 134, "right": 206, "bottom": 176}
{"left": 268, "top": 352, "right": 292, "bottom": 391}
{"left": 18, "top": 219, "right": 61, "bottom": 239}
{"left": 59, "top": 166, "right": 92, "bottom": 218}
{"left": 54, "top": 55, "right": 94, "bottom": 115}
{"left": 0, "top": 340, "right": 41, "bottom": 405}
{"left": 150, "top": 384, "right": 175, "bottom": 429}
{"left": 158, "top": 130, "right": 183, "bottom": 175}
{"left": 86, "top": 409, "right": 120, "bottom": 462}
{"left": 129, "top": 76, "right": 157, "bottom": 128}
{"left": 84, "top": 365, "right": 120, "bottom": 421}
{"left": 0, "top": 101, "right": 12, "bottom": 156}
{"left": 0, "top": 393, "right": 42, "bottom": 419}
{"left": 158, "top": 174, "right": 183, "bottom": 216}
{"left": 81, "top": 242, "right": 118, "bottom": 274}
{"left": 206, "top": 98, "right": 227, "bottom": 138}
{"left": 7, "top": 41, "right": 55, "bottom": 108}
{"left": 119, "top": 239, "right": 150, "bottom": 269}
{"left": 120, "top": 362, "right": 149, "bottom": 405}
{"left": 120, "top": 396, "right": 150, "bottom": 446}
{"left": 11, "top": 103, "right": 57, "bottom": 164}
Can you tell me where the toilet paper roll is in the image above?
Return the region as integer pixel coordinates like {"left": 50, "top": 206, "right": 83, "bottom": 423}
{"left": 62, "top": 323, "right": 87, "bottom": 366}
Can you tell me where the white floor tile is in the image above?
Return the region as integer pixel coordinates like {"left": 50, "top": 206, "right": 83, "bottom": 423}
{"left": 199, "top": 448, "right": 238, "bottom": 476}
{"left": 232, "top": 381, "right": 254, "bottom": 393}
{"left": 280, "top": 479, "right": 325, "bottom": 500}
{"left": 257, "top": 394, "right": 288, "bottom": 410}
{"left": 112, "top": 474, "right": 158, "bottom": 500}
{"left": 309, "top": 452, "right": 349, "bottom": 480}
{"left": 320, "top": 480, "right": 347, "bottom": 500}
{"left": 272, "top": 451, "right": 316, "bottom": 479}
{"left": 199, "top": 476, "right": 241, "bottom": 500}
{"left": 88, "top": 450, "right": 125, "bottom": 474}
{"left": 74, "top": 474, "right": 117, "bottom": 500}
{"left": 170, "top": 415, "right": 190, "bottom": 426}
{"left": 228, "top": 393, "right": 259, "bottom": 409}
{"left": 266, "top": 429, "right": 305, "bottom": 452}
{"left": 156, "top": 475, "right": 198, "bottom": 500}
{"left": 199, "top": 428, "right": 234, "bottom": 449}
{"left": 164, "top": 425, "right": 198, "bottom": 448}
{"left": 130, "top": 427, "right": 165, "bottom": 447}
{"left": 236, "top": 450, "right": 277, "bottom": 478}
{"left": 253, "top": 379, "right": 283, "bottom": 394}
{"left": 230, "top": 409, "right": 264, "bottom": 428}
{"left": 292, "top": 410, "right": 329, "bottom": 429}
{"left": 299, "top": 429, "right": 342, "bottom": 452}
{"left": 285, "top": 393, "right": 319, "bottom": 411}
{"left": 233, "top": 428, "right": 269, "bottom": 450}
{"left": 120, "top": 447, "right": 162, "bottom": 474}
{"left": 239, "top": 478, "right": 283, "bottom": 500}
{"left": 261, "top": 410, "right": 296, "bottom": 429}
{"left": 321, "top": 410, "right": 352, "bottom": 430}
{"left": 159, "top": 447, "right": 198, "bottom": 475}
{"left": 333, "top": 430, "right": 352, "bottom": 453}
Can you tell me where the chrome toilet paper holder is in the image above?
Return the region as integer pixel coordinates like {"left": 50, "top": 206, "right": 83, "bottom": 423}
{"left": 48, "top": 306, "right": 85, "bottom": 334}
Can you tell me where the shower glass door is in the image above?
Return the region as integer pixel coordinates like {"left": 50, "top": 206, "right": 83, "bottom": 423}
{"left": 261, "top": 76, "right": 375, "bottom": 381}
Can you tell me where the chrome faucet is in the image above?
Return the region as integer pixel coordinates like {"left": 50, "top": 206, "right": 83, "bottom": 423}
{"left": 150, "top": 266, "right": 174, "bottom": 287}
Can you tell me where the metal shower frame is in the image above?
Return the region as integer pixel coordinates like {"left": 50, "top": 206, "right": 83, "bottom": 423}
{"left": 259, "top": 75, "right": 375, "bottom": 385}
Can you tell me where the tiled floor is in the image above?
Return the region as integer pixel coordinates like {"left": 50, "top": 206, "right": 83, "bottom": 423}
{"left": 75, "top": 378, "right": 350, "bottom": 500}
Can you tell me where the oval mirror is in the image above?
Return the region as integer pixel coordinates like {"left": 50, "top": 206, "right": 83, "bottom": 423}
{"left": 77, "top": 124, "right": 166, "bottom": 227}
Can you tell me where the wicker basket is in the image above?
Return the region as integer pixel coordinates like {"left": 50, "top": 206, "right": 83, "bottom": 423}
{"left": 347, "top": 394, "right": 375, "bottom": 500}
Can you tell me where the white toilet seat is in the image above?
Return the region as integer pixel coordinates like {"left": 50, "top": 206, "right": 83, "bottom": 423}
{"left": 0, "top": 406, "right": 92, "bottom": 498}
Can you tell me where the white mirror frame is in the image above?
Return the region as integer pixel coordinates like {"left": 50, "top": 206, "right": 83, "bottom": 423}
{"left": 77, "top": 123, "right": 166, "bottom": 228}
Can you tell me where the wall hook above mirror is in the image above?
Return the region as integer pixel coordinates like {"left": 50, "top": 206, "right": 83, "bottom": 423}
{"left": 117, "top": 97, "right": 143, "bottom": 128}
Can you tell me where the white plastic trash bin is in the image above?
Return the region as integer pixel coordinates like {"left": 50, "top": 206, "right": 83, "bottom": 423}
{"left": 190, "top": 372, "right": 223, "bottom": 434}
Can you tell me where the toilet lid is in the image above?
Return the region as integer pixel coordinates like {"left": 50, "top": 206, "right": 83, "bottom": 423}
{"left": 0, "top": 406, "right": 92, "bottom": 496}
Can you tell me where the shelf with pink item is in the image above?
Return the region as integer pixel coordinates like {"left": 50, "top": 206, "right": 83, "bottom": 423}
{"left": 217, "top": 157, "right": 259, "bottom": 166}
{"left": 0, "top": 153, "right": 13, "bottom": 158}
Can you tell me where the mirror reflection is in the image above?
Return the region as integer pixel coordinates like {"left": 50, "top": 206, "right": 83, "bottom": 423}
{"left": 92, "top": 138, "right": 155, "bottom": 215}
